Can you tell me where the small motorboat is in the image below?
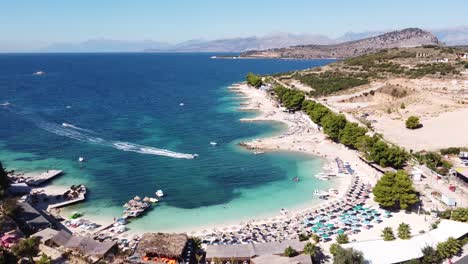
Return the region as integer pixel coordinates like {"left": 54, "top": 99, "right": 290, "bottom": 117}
{"left": 33, "top": 71, "right": 45, "bottom": 75}
{"left": 179, "top": 102, "right": 184, "bottom": 106}
{"left": 253, "top": 151, "right": 264, "bottom": 155}
{"left": 155, "top": 190, "right": 164, "bottom": 197}
{"left": 292, "top": 176, "right": 300, "bottom": 182}
{"left": 210, "top": 141, "right": 217, "bottom": 146}
{"left": 149, "top": 198, "right": 159, "bottom": 203}
{"left": 78, "top": 157, "right": 85, "bottom": 162}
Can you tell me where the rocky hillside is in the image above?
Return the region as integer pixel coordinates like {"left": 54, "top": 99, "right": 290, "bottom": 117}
{"left": 240, "top": 28, "right": 440, "bottom": 59}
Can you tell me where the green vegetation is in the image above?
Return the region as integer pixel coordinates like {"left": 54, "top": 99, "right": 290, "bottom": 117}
{"left": 344, "top": 50, "right": 415, "bottom": 70}
{"left": 12, "top": 237, "right": 40, "bottom": 263}
{"left": 311, "top": 233, "right": 320, "bottom": 244}
{"left": 303, "top": 242, "right": 317, "bottom": 258}
{"left": 329, "top": 243, "right": 340, "bottom": 256}
{"left": 0, "top": 248, "right": 17, "bottom": 264}
{"left": 406, "top": 63, "right": 459, "bottom": 78}
{"left": 420, "top": 246, "right": 442, "bottom": 264}
{"left": 414, "top": 151, "right": 452, "bottom": 175}
{"left": 373, "top": 170, "right": 419, "bottom": 209}
{"left": 246, "top": 72, "right": 263, "bottom": 88}
{"left": 438, "top": 208, "right": 468, "bottom": 222}
{"left": 284, "top": 246, "right": 298, "bottom": 257}
{"left": 302, "top": 100, "right": 331, "bottom": 124}
{"left": 321, "top": 113, "right": 347, "bottom": 142}
{"left": 331, "top": 245, "right": 365, "bottom": 264}
{"left": 397, "top": 222, "right": 412, "bottom": 239}
{"left": 298, "top": 233, "right": 310, "bottom": 242}
{"left": 357, "top": 135, "right": 408, "bottom": 169}
{"left": 294, "top": 71, "right": 370, "bottom": 96}
{"left": 338, "top": 122, "right": 368, "bottom": 149}
{"left": 336, "top": 233, "right": 349, "bottom": 244}
{"left": 273, "top": 85, "right": 305, "bottom": 110}
{"left": 0, "top": 161, "right": 10, "bottom": 198}
{"left": 406, "top": 116, "right": 422, "bottom": 129}
{"left": 400, "top": 102, "right": 406, "bottom": 109}
{"left": 36, "top": 254, "right": 52, "bottom": 264}
{"left": 382, "top": 227, "right": 396, "bottom": 241}
{"left": 271, "top": 86, "right": 409, "bottom": 169}
{"left": 436, "top": 237, "right": 462, "bottom": 259}
{"left": 439, "top": 147, "right": 468, "bottom": 155}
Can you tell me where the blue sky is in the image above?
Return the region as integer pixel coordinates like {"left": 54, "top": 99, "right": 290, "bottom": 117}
{"left": 1, "top": 0, "right": 467, "bottom": 51}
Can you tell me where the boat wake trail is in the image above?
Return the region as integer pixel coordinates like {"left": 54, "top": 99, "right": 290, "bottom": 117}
{"left": 5, "top": 106, "right": 197, "bottom": 159}
{"left": 61, "top": 122, "right": 95, "bottom": 133}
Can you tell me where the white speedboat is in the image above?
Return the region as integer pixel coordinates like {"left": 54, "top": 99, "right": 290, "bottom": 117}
{"left": 253, "top": 151, "right": 264, "bottom": 155}
{"left": 155, "top": 190, "right": 164, "bottom": 197}
{"left": 78, "top": 157, "right": 84, "bottom": 162}
{"left": 210, "top": 141, "right": 217, "bottom": 146}
{"left": 179, "top": 102, "right": 184, "bottom": 106}
{"left": 33, "top": 71, "right": 45, "bottom": 75}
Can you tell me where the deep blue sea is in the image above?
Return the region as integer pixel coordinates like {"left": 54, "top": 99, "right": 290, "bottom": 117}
{"left": 0, "top": 53, "right": 334, "bottom": 232}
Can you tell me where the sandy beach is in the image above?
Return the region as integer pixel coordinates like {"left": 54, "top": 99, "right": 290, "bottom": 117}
{"left": 193, "top": 83, "right": 439, "bottom": 246}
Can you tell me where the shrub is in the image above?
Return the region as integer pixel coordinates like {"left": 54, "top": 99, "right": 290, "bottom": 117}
{"left": 439, "top": 147, "right": 463, "bottom": 155}
{"left": 406, "top": 116, "right": 422, "bottom": 129}
{"left": 439, "top": 208, "right": 468, "bottom": 222}
{"left": 329, "top": 243, "right": 341, "bottom": 256}
{"left": 400, "top": 102, "right": 406, "bottom": 109}
{"left": 382, "top": 227, "right": 396, "bottom": 241}
{"left": 298, "top": 233, "right": 310, "bottom": 242}
{"left": 336, "top": 234, "right": 349, "bottom": 244}
{"left": 436, "top": 237, "right": 462, "bottom": 259}
{"left": 284, "top": 246, "right": 298, "bottom": 257}
{"left": 397, "top": 222, "right": 412, "bottom": 239}
{"left": 303, "top": 242, "right": 316, "bottom": 257}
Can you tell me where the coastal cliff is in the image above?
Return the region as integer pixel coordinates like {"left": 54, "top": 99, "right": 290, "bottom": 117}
{"left": 240, "top": 28, "right": 440, "bottom": 59}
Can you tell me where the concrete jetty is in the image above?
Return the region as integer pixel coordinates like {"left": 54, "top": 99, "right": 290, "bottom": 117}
{"left": 9, "top": 170, "right": 63, "bottom": 186}
{"left": 46, "top": 185, "right": 87, "bottom": 210}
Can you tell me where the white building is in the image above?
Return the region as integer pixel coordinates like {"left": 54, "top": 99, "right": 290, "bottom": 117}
{"left": 343, "top": 220, "right": 468, "bottom": 264}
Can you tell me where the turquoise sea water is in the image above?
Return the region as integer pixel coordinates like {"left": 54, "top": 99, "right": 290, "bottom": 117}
{"left": 0, "top": 53, "right": 334, "bottom": 232}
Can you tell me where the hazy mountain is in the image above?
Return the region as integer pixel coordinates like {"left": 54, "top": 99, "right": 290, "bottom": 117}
{"left": 241, "top": 28, "right": 440, "bottom": 59}
{"left": 41, "top": 39, "right": 172, "bottom": 52}
{"left": 39, "top": 27, "right": 468, "bottom": 53}
{"left": 431, "top": 26, "right": 468, "bottom": 45}
{"left": 145, "top": 33, "right": 334, "bottom": 52}
{"left": 336, "top": 31, "right": 385, "bottom": 42}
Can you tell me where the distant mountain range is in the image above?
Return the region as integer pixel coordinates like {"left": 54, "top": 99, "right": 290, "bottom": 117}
{"left": 241, "top": 28, "right": 440, "bottom": 59}
{"left": 39, "top": 27, "right": 468, "bottom": 53}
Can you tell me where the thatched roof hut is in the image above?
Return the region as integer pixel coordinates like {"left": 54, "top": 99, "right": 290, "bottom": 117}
{"left": 136, "top": 233, "right": 188, "bottom": 259}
